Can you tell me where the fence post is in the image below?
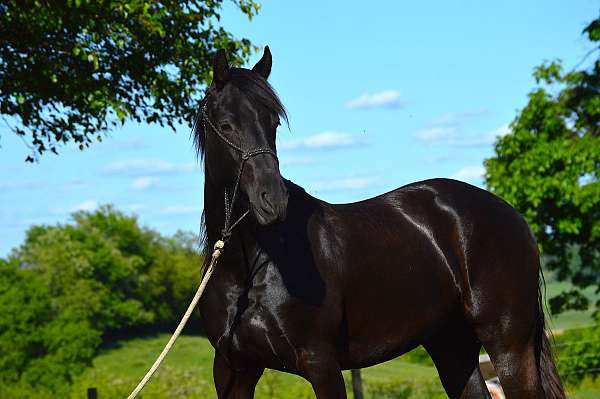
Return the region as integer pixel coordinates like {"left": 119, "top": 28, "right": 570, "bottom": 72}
{"left": 87, "top": 387, "right": 97, "bottom": 399}
{"left": 351, "top": 369, "right": 364, "bottom": 399}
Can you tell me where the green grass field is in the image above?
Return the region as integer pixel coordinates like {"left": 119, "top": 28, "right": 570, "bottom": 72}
{"left": 70, "top": 334, "right": 446, "bottom": 399}
{"left": 68, "top": 280, "right": 599, "bottom": 398}
{"left": 544, "top": 281, "right": 599, "bottom": 332}
{"left": 70, "top": 333, "right": 599, "bottom": 399}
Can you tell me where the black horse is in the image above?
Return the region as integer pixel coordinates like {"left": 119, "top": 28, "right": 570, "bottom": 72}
{"left": 194, "top": 47, "right": 566, "bottom": 399}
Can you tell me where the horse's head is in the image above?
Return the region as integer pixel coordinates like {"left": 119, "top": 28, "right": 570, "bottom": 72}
{"left": 196, "top": 47, "right": 288, "bottom": 226}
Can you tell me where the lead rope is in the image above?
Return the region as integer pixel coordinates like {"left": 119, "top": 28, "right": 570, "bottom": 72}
{"left": 126, "top": 93, "right": 276, "bottom": 399}
{"left": 126, "top": 239, "right": 224, "bottom": 399}
{"left": 126, "top": 205, "right": 250, "bottom": 399}
{"left": 126, "top": 204, "right": 250, "bottom": 399}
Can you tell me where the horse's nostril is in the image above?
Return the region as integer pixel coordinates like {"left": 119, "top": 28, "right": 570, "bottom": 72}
{"left": 261, "top": 191, "right": 275, "bottom": 212}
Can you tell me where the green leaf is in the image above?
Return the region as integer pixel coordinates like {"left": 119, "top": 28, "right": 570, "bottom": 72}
{"left": 1, "top": 0, "right": 258, "bottom": 159}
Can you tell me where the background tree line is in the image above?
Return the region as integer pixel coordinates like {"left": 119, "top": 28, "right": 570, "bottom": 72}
{"left": 0, "top": 206, "right": 203, "bottom": 396}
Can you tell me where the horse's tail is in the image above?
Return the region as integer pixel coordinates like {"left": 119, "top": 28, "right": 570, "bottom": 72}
{"left": 536, "top": 271, "right": 567, "bottom": 399}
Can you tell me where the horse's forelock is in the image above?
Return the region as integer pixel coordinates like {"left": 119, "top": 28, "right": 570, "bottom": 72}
{"left": 191, "top": 68, "right": 288, "bottom": 159}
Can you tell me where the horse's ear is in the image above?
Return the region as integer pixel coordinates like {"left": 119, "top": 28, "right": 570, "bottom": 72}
{"left": 213, "top": 49, "right": 230, "bottom": 88}
{"left": 252, "top": 46, "right": 272, "bottom": 79}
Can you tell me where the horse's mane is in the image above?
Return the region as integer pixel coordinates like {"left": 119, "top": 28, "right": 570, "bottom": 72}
{"left": 191, "top": 67, "right": 288, "bottom": 158}
{"left": 191, "top": 67, "right": 288, "bottom": 267}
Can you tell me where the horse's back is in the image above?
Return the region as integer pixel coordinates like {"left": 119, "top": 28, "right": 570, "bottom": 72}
{"left": 347, "top": 177, "right": 539, "bottom": 304}
{"left": 339, "top": 177, "right": 538, "bottom": 278}
{"left": 385, "top": 178, "right": 540, "bottom": 306}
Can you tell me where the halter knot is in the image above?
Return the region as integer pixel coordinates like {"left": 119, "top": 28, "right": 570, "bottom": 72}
{"left": 212, "top": 239, "right": 225, "bottom": 259}
{"left": 220, "top": 228, "right": 233, "bottom": 241}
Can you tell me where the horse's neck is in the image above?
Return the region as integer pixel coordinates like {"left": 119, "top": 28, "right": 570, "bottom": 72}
{"left": 203, "top": 178, "right": 258, "bottom": 280}
{"left": 203, "top": 177, "right": 318, "bottom": 280}
{"left": 203, "top": 178, "right": 227, "bottom": 244}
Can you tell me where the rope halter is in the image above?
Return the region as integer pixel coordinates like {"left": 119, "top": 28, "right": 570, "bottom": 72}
{"left": 201, "top": 92, "right": 279, "bottom": 246}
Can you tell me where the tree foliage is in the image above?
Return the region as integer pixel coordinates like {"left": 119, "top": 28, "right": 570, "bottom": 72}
{"left": 0, "top": 0, "right": 259, "bottom": 160}
{"left": 0, "top": 206, "right": 202, "bottom": 393}
{"left": 485, "top": 18, "right": 600, "bottom": 315}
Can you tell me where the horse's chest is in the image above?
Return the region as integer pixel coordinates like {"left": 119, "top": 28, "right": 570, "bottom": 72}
{"left": 209, "top": 268, "right": 307, "bottom": 372}
{"left": 232, "top": 303, "right": 301, "bottom": 371}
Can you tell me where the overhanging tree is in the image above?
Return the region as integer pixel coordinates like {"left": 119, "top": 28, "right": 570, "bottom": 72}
{"left": 0, "top": 0, "right": 259, "bottom": 160}
{"left": 485, "top": 18, "right": 600, "bottom": 315}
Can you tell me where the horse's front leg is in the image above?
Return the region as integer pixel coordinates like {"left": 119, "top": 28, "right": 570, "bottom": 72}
{"left": 213, "top": 352, "right": 264, "bottom": 399}
{"left": 301, "top": 352, "right": 348, "bottom": 399}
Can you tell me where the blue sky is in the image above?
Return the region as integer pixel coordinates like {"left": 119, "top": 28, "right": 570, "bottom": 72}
{"left": 1, "top": 0, "right": 598, "bottom": 256}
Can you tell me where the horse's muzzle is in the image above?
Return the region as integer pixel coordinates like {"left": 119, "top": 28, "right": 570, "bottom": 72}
{"left": 253, "top": 182, "right": 288, "bottom": 226}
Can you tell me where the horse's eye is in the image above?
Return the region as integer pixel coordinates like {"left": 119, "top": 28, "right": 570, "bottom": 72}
{"left": 220, "top": 123, "right": 232, "bottom": 132}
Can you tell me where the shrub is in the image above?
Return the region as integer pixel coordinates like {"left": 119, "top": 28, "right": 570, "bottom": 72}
{"left": 556, "top": 323, "right": 600, "bottom": 386}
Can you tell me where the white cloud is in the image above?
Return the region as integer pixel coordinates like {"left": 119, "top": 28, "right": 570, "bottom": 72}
{"left": 312, "top": 176, "right": 380, "bottom": 192}
{"left": 0, "top": 180, "right": 43, "bottom": 190}
{"left": 160, "top": 204, "right": 201, "bottom": 215}
{"left": 70, "top": 199, "right": 98, "bottom": 212}
{"left": 415, "top": 126, "right": 457, "bottom": 143}
{"left": 280, "top": 131, "right": 366, "bottom": 151}
{"left": 430, "top": 109, "right": 489, "bottom": 127}
{"left": 415, "top": 119, "right": 510, "bottom": 146}
{"left": 2, "top": 179, "right": 87, "bottom": 192}
{"left": 491, "top": 124, "right": 511, "bottom": 138}
{"left": 460, "top": 124, "right": 511, "bottom": 146}
{"left": 97, "top": 137, "right": 147, "bottom": 152}
{"left": 346, "top": 90, "right": 406, "bottom": 109}
{"left": 423, "top": 155, "right": 450, "bottom": 164}
{"left": 450, "top": 166, "right": 485, "bottom": 182}
{"left": 107, "top": 138, "right": 147, "bottom": 150}
{"left": 63, "top": 179, "right": 86, "bottom": 190}
{"left": 103, "top": 159, "right": 197, "bottom": 176}
{"left": 131, "top": 176, "right": 160, "bottom": 190}
{"left": 281, "top": 157, "right": 316, "bottom": 166}
{"left": 126, "top": 203, "right": 146, "bottom": 212}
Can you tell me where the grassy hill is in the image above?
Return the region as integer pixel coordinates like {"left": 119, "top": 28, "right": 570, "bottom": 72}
{"left": 70, "top": 332, "right": 600, "bottom": 399}
{"left": 70, "top": 334, "right": 446, "bottom": 399}
{"left": 67, "top": 280, "right": 599, "bottom": 398}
